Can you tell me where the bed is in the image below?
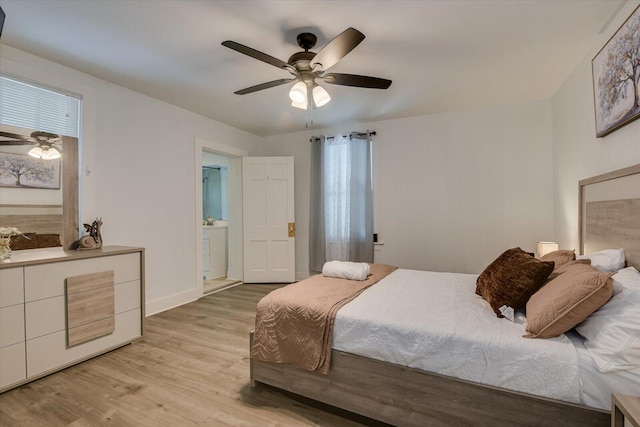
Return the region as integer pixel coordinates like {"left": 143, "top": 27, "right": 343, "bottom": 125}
{"left": 250, "top": 163, "right": 640, "bottom": 426}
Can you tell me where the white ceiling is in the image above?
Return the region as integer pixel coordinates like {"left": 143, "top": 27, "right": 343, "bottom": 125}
{"left": 0, "top": 0, "right": 626, "bottom": 136}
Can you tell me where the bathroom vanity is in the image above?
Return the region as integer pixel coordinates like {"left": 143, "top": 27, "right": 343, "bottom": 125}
{"left": 203, "top": 224, "right": 228, "bottom": 280}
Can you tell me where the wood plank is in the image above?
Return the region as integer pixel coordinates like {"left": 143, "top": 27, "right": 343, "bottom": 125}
{"left": 66, "top": 270, "right": 114, "bottom": 294}
{"left": 67, "top": 317, "right": 115, "bottom": 347}
{"left": 0, "top": 214, "right": 62, "bottom": 234}
{"left": 66, "top": 286, "right": 114, "bottom": 329}
{"left": 61, "top": 136, "right": 79, "bottom": 250}
{"left": 585, "top": 198, "right": 640, "bottom": 270}
{"left": 66, "top": 270, "right": 115, "bottom": 347}
{"left": 579, "top": 163, "right": 640, "bottom": 259}
{"left": 611, "top": 394, "right": 640, "bottom": 427}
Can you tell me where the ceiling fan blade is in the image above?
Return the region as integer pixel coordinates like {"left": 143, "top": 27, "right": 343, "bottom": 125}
{"left": 0, "top": 140, "right": 35, "bottom": 146}
{"left": 0, "top": 131, "right": 31, "bottom": 141}
{"left": 310, "top": 28, "right": 365, "bottom": 71}
{"left": 234, "top": 78, "right": 296, "bottom": 95}
{"left": 222, "top": 41, "right": 291, "bottom": 70}
{"left": 322, "top": 73, "right": 392, "bottom": 89}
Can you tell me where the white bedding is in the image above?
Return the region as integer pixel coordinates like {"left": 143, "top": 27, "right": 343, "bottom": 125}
{"left": 333, "top": 269, "right": 582, "bottom": 403}
{"left": 567, "top": 330, "right": 640, "bottom": 409}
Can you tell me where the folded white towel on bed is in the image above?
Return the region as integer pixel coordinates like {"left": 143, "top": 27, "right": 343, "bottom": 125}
{"left": 322, "top": 261, "right": 371, "bottom": 281}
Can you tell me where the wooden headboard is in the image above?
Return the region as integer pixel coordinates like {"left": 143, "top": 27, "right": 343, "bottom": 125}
{"left": 0, "top": 204, "right": 63, "bottom": 234}
{"left": 579, "top": 164, "right": 640, "bottom": 270}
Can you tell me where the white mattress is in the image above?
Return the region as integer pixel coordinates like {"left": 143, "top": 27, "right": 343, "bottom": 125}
{"left": 333, "top": 269, "right": 582, "bottom": 403}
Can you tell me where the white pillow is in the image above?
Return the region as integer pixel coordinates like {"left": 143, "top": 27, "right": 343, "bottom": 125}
{"left": 576, "top": 248, "right": 626, "bottom": 272}
{"left": 575, "top": 267, "right": 640, "bottom": 372}
{"left": 613, "top": 266, "right": 640, "bottom": 291}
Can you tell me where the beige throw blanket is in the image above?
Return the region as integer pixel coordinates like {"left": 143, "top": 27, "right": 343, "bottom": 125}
{"left": 251, "top": 263, "right": 397, "bottom": 374}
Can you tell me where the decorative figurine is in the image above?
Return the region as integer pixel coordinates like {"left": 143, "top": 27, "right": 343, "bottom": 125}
{"left": 72, "top": 218, "right": 103, "bottom": 250}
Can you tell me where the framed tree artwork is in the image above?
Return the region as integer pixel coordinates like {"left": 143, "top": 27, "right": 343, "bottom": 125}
{"left": 0, "top": 152, "right": 61, "bottom": 189}
{"left": 592, "top": 5, "right": 640, "bottom": 137}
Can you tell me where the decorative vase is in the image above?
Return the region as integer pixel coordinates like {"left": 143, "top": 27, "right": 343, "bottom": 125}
{"left": 0, "top": 235, "right": 12, "bottom": 259}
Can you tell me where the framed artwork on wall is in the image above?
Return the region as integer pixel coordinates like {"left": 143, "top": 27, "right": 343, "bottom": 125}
{"left": 0, "top": 152, "right": 61, "bottom": 189}
{"left": 592, "top": 5, "right": 640, "bottom": 138}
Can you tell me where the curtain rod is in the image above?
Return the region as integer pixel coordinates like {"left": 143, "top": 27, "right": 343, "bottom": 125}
{"left": 309, "top": 130, "right": 376, "bottom": 143}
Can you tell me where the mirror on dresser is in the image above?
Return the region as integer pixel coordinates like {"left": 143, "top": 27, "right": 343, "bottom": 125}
{"left": 0, "top": 125, "right": 79, "bottom": 250}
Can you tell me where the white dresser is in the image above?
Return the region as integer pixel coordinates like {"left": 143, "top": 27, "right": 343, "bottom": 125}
{"left": 0, "top": 246, "right": 144, "bottom": 392}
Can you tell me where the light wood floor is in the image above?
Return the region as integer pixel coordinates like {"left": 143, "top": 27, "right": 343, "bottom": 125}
{"left": 203, "top": 277, "right": 241, "bottom": 295}
{"left": 0, "top": 284, "right": 381, "bottom": 427}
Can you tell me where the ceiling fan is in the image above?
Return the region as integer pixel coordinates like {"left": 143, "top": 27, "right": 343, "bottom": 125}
{"left": 222, "top": 27, "right": 392, "bottom": 109}
{"left": 0, "top": 131, "right": 62, "bottom": 160}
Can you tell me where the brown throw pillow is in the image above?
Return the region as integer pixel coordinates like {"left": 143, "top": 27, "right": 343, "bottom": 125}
{"left": 476, "top": 247, "right": 554, "bottom": 317}
{"left": 524, "top": 263, "right": 614, "bottom": 339}
{"left": 541, "top": 250, "right": 575, "bottom": 270}
{"left": 35, "top": 234, "right": 62, "bottom": 248}
{"left": 9, "top": 232, "right": 37, "bottom": 250}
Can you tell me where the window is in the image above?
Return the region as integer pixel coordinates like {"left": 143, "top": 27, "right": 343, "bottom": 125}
{"left": 0, "top": 75, "right": 80, "bottom": 137}
{"left": 309, "top": 132, "right": 374, "bottom": 271}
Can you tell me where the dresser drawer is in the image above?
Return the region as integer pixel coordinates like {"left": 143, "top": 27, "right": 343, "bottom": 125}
{"left": 25, "top": 280, "right": 142, "bottom": 340}
{"left": 0, "top": 267, "right": 24, "bottom": 308}
{"left": 115, "top": 280, "right": 142, "bottom": 313}
{"left": 25, "top": 253, "right": 140, "bottom": 302}
{"left": 0, "top": 342, "right": 26, "bottom": 388}
{"left": 0, "top": 304, "right": 25, "bottom": 347}
{"left": 26, "top": 308, "right": 141, "bottom": 377}
{"left": 25, "top": 296, "right": 65, "bottom": 340}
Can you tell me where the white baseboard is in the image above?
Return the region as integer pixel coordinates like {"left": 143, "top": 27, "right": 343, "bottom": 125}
{"left": 145, "top": 288, "right": 198, "bottom": 316}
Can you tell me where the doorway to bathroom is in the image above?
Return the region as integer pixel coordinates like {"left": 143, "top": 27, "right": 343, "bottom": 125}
{"left": 194, "top": 137, "right": 248, "bottom": 298}
{"left": 202, "top": 154, "right": 237, "bottom": 294}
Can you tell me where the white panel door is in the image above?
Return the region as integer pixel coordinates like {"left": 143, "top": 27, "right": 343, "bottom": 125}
{"left": 242, "top": 157, "right": 295, "bottom": 283}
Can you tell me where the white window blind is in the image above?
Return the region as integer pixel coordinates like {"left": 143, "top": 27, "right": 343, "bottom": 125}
{"left": 0, "top": 76, "right": 80, "bottom": 138}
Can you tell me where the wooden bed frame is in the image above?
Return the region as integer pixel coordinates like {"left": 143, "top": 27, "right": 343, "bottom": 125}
{"left": 250, "top": 164, "right": 640, "bottom": 427}
{"left": 0, "top": 204, "right": 63, "bottom": 234}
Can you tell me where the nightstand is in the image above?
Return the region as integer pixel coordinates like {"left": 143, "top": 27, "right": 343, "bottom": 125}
{"left": 612, "top": 394, "right": 640, "bottom": 427}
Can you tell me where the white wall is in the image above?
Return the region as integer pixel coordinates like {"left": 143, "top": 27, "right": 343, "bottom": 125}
{"left": 552, "top": 1, "right": 640, "bottom": 251}
{"left": 263, "top": 99, "right": 554, "bottom": 276}
{"left": 0, "top": 45, "right": 262, "bottom": 315}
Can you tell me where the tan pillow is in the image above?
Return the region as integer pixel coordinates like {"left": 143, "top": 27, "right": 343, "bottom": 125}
{"left": 540, "top": 250, "right": 575, "bottom": 270}
{"left": 524, "top": 263, "right": 613, "bottom": 338}
{"left": 547, "top": 258, "right": 591, "bottom": 281}
{"left": 476, "top": 248, "right": 554, "bottom": 317}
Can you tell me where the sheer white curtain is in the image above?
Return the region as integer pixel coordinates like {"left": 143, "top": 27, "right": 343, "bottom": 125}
{"left": 309, "top": 132, "right": 374, "bottom": 272}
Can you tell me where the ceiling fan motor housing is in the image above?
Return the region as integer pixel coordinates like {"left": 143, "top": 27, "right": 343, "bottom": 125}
{"left": 287, "top": 51, "right": 315, "bottom": 71}
{"left": 296, "top": 32, "right": 317, "bottom": 50}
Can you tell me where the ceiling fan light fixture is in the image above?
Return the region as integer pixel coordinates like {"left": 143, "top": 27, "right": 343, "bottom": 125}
{"left": 313, "top": 84, "right": 331, "bottom": 107}
{"left": 289, "top": 81, "right": 307, "bottom": 103}
{"left": 42, "top": 147, "right": 61, "bottom": 160}
{"left": 28, "top": 146, "right": 44, "bottom": 158}
{"left": 291, "top": 99, "right": 307, "bottom": 110}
